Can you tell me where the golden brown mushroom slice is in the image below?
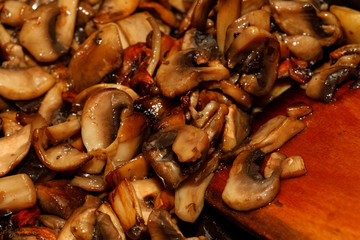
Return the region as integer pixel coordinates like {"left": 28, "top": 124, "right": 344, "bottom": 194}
{"left": 33, "top": 127, "right": 93, "bottom": 171}
{"left": 0, "top": 66, "right": 55, "bottom": 100}
{"left": 156, "top": 48, "right": 230, "bottom": 98}
{"left": 250, "top": 115, "right": 306, "bottom": 154}
{"left": 0, "top": 124, "right": 31, "bottom": 177}
{"left": 0, "top": 1, "right": 32, "bottom": 27}
{"left": 222, "top": 149, "right": 281, "bottom": 211}
{"left": 94, "top": 0, "right": 139, "bottom": 24}
{"left": 68, "top": 23, "right": 123, "bottom": 93}
{"left": 19, "top": 3, "right": 66, "bottom": 62}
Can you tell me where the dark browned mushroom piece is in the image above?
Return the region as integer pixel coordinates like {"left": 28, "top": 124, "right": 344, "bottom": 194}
{"left": 270, "top": 0, "right": 343, "bottom": 47}
{"left": 226, "top": 26, "right": 280, "bottom": 96}
{"left": 191, "top": 0, "right": 217, "bottom": 32}
{"left": 306, "top": 46, "right": 360, "bottom": 102}
{"left": 222, "top": 149, "right": 281, "bottom": 211}
{"left": 142, "top": 125, "right": 209, "bottom": 189}
{"left": 155, "top": 48, "right": 230, "bottom": 98}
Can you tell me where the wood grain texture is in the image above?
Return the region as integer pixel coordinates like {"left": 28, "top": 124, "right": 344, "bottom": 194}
{"left": 206, "top": 84, "right": 360, "bottom": 240}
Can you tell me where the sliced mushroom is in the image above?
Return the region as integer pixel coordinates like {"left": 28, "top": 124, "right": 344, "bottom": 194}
{"left": 104, "top": 112, "right": 149, "bottom": 176}
{"left": 19, "top": 3, "right": 66, "bottom": 62}
{"left": 156, "top": 48, "right": 230, "bottom": 98}
{"left": 105, "top": 154, "right": 151, "bottom": 188}
{"left": 55, "top": 0, "right": 78, "bottom": 52}
{"left": 109, "top": 179, "right": 145, "bottom": 238}
{"left": 35, "top": 179, "right": 87, "bottom": 219}
{"left": 68, "top": 23, "right": 123, "bottom": 93}
{"left": 222, "top": 149, "right": 281, "bottom": 211}
{"left": 201, "top": 103, "right": 229, "bottom": 144}
{"left": 139, "top": 2, "right": 180, "bottom": 28}
{"left": 216, "top": 0, "right": 242, "bottom": 53}
{"left": 330, "top": 5, "right": 360, "bottom": 44}
{"left": 225, "top": 9, "right": 271, "bottom": 53}
{"left": 286, "top": 102, "right": 313, "bottom": 119}
{"left": 70, "top": 173, "right": 107, "bottom": 192}
{"left": 281, "top": 155, "right": 307, "bottom": 179}
{"left": 191, "top": 0, "right": 217, "bottom": 32}
{"left": 147, "top": 209, "right": 186, "bottom": 240}
{"left": 270, "top": 0, "right": 343, "bottom": 46}
{"left": 0, "top": 124, "right": 31, "bottom": 177}
{"left": 0, "top": 111, "right": 23, "bottom": 136}
{"left": 45, "top": 115, "right": 81, "bottom": 145}
{"left": 81, "top": 88, "right": 133, "bottom": 152}
{"left": 0, "top": 66, "right": 55, "bottom": 100}
{"left": 15, "top": 226, "right": 58, "bottom": 240}
{"left": 57, "top": 195, "right": 101, "bottom": 240}
{"left": 305, "top": 56, "right": 360, "bottom": 102}
{"left": 33, "top": 127, "right": 93, "bottom": 171}
{"left": 175, "top": 173, "right": 214, "bottom": 223}
{"left": 0, "top": 1, "right": 32, "bottom": 27}
{"left": 0, "top": 173, "right": 36, "bottom": 216}
{"left": 97, "top": 201, "right": 126, "bottom": 240}
{"left": 226, "top": 26, "right": 280, "bottom": 96}
{"left": 148, "top": 208, "right": 206, "bottom": 240}
{"left": 284, "top": 35, "right": 323, "bottom": 64}
{"left": 181, "top": 28, "right": 219, "bottom": 56}
{"left": 199, "top": 80, "right": 253, "bottom": 109}
{"left": 94, "top": 0, "right": 139, "bottom": 24}
{"left": 38, "top": 80, "right": 68, "bottom": 125}
{"left": 250, "top": 115, "right": 306, "bottom": 154}
{"left": 241, "top": 0, "right": 268, "bottom": 16}
{"left": 143, "top": 125, "right": 209, "bottom": 189}
{"left": 94, "top": 212, "right": 122, "bottom": 240}
{"left": 221, "top": 104, "right": 251, "bottom": 152}
{"left": 263, "top": 152, "right": 287, "bottom": 178}
{"left": 132, "top": 178, "right": 164, "bottom": 224}
{"left": 37, "top": 215, "right": 66, "bottom": 230}
{"left": 72, "top": 83, "right": 139, "bottom": 112}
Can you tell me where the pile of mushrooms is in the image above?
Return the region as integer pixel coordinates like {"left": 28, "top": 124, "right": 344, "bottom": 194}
{"left": 0, "top": 0, "right": 359, "bottom": 239}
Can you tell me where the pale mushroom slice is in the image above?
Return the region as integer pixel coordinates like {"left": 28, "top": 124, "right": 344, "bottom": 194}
{"left": 68, "top": 23, "right": 123, "bottom": 93}
{"left": 0, "top": 111, "right": 23, "bottom": 136}
{"left": 45, "top": 115, "right": 81, "bottom": 145}
{"left": 38, "top": 80, "right": 68, "bottom": 125}
{"left": 216, "top": 0, "right": 242, "bottom": 53}
{"left": 330, "top": 5, "right": 360, "bottom": 44}
{"left": 221, "top": 104, "right": 251, "bottom": 153}
{"left": 175, "top": 173, "right": 214, "bottom": 223}
{"left": 250, "top": 115, "right": 306, "bottom": 154}
{"left": 283, "top": 35, "right": 323, "bottom": 64}
{"left": 222, "top": 149, "right": 281, "bottom": 211}
{"left": 0, "top": 66, "right": 55, "bottom": 100}
{"left": 175, "top": 149, "right": 220, "bottom": 223}
{"left": 0, "top": 124, "right": 32, "bottom": 177}
{"left": 81, "top": 88, "right": 133, "bottom": 153}
{"left": 33, "top": 127, "right": 93, "bottom": 171}
{"left": 0, "top": 173, "right": 36, "bottom": 216}
{"left": 226, "top": 26, "right": 280, "bottom": 96}
{"left": 19, "top": 3, "right": 66, "bottom": 62}
{"left": 94, "top": 0, "right": 139, "bottom": 24}
{"left": 156, "top": 48, "right": 230, "bottom": 98}
{"left": 143, "top": 125, "right": 209, "bottom": 189}
{"left": 55, "top": 0, "right": 79, "bottom": 52}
